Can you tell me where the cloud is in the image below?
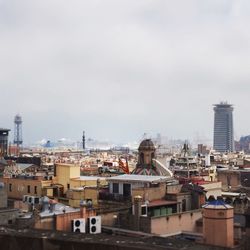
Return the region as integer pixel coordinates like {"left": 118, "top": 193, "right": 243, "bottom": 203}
{"left": 0, "top": 0, "right": 250, "bottom": 144}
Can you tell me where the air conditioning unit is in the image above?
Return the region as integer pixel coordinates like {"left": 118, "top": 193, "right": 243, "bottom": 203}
{"left": 88, "top": 216, "right": 101, "bottom": 234}
{"left": 23, "top": 195, "right": 29, "bottom": 203}
{"left": 27, "top": 196, "right": 40, "bottom": 204}
{"left": 34, "top": 197, "right": 40, "bottom": 204}
{"left": 28, "top": 196, "right": 34, "bottom": 204}
{"left": 72, "top": 218, "right": 86, "bottom": 233}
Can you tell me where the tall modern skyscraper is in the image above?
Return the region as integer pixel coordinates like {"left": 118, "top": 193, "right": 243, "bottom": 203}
{"left": 213, "top": 102, "right": 234, "bottom": 152}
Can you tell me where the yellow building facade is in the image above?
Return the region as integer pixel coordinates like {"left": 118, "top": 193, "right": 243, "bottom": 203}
{"left": 55, "top": 163, "right": 80, "bottom": 193}
{"left": 0, "top": 177, "right": 52, "bottom": 199}
{"left": 67, "top": 176, "right": 107, "bottom": 207}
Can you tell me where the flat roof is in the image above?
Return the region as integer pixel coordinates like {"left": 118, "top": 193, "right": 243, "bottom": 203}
{"left": 217, "top": 168, "right": 250, "bottom": 172}
{"left": 221, "top": 192, "right": 246, "bottom": 197}
{"left": 0, "top": 128, "right": 10, "bottom": 131}
{"left": 107, "top": 174, "right": 169, "bottom": 183}
{"left": 148, "top": 199, "right": 179, "bottom": 208}
{"left": 55, "top": 163, "right": 79, "bottom": 167}
{"left": 0, "top": 128, "right": 10, "bottom": 133}
{"left": 74, "top": 176, "right": 106, "bottom": 181}
{"left": 40, "top": 203, "right": 80, "bottom": 218}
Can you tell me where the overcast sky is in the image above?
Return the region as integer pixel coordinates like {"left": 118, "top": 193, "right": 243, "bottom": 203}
{"left": 1, "top": 0, "right": 250, "bottom": 145}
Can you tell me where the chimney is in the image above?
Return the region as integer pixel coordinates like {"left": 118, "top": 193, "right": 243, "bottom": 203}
{"left": 49, "top": 200, "right": 57, "bottom": 213}
{"left": 134, "top": 195, "right": 143, "bottom": 231}
{"left": 80, "top": 200, "right": 87, "bottom": 218}
{"left": 41, "top": 197, "right": 50, "bottom": 212}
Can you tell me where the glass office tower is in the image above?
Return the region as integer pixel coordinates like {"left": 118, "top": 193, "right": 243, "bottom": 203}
{"left": 213, "top": 102, "right": 234, "bottom": 152}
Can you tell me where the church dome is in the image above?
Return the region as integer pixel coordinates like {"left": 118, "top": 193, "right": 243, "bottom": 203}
{"left": 138, "top": 139, "right": 155, "bottom": 151}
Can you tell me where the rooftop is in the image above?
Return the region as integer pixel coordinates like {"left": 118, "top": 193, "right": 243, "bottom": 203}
{"left": 75, "top": 176, "right": 106, "bottom": 181}
{"left": 0, "top": 128, "right": 10, "bottom": 132}
{"left": 39, "top": 203, "right": 79, "bottom": 218}
{"left": 203, "top": 200, "right": 233, "bottom": 210}
{"left": 148, "top": 199, "right": 179, "bottom": 208}
{"left": 213, "top": 101, "right": 233, "bottom": 107}
{"left": 16, "top": 163, "right": 35, "bottom": 171}
{"left": 0, "top": 227, "right": 211, "bottom": 250}
{"left": 107, "top": 174, "right": 169, "bottom": 183}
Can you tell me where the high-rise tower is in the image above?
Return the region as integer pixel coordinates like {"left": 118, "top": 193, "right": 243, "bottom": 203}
{"left": 213, "top": 102, "right": 234, "bottom": 152}
{"left": 14, "top": 114, "right": 23, "bottom": 147}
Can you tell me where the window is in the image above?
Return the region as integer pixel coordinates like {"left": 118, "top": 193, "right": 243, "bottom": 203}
{"left": 27, "top": 185, "right": 31, "bottom": 193}
{"left": 123, "top": 183, "right": 131, "bottom": 197}
{"left": 113, "top": 183, "right": 119, "bottom": 194}
{"left": 141, "top": 205, "right": 147, "bottom": 216}
{"left": 67, "top": 184, "right": 70, "bottom": 189}
{"left": 182, "top": 199, "right": 186, "bottom": 212}
{"left": 34, "top": 186, "right": 37, "bottom": 194}
{"left": 9, "top": 184, "right": 12, "bottom": 192}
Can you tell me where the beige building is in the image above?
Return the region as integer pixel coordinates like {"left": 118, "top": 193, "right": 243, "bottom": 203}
{"left": 217, "top": 169, "right": 250, "bottom": 191}
{"left": 150, "top": 210, "right": 202, "bottom": 235}
{"left": 106, "top": 174, "right": 170, "bottom": 202}
{"left": 55, "top": 163, "right": 80, "bottom": 193}
{"left": 0, "top": 176, "right": 52, "bottom": 200}
{"left": 69, "top": 176, "right": 107, "bottom": 188}
{"left": 66, "top": 176, "right": 107, "bottom": 207}
{"left": 200, "top": 181, "right": 222, "bottom": 199}
{"left": 116, "top": 195, "right": 202, "bottom": 236}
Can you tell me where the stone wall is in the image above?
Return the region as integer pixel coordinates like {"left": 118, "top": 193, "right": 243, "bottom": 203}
{"left": 150, "top": 210, "right": 202, "bottom": 235}
{"left": 0, "top": 208, "right": 19, "bottom": 226}
{"left": 132, "top": 183, "right": 166, "bottom": 202}
{"left": 0, "top": 186, "right": 7, "bottom": 208}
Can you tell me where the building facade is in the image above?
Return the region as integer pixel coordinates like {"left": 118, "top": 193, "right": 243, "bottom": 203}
{"left": 0, "top": 128, "right": 10, "bottom": 157}
{"left": 213, "top": 102, "right": 234, "bottom": 152}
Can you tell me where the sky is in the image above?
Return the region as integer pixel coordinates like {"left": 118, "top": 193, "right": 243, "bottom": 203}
{"left": 1, "top": 0, "right": 250, "bottom": 145}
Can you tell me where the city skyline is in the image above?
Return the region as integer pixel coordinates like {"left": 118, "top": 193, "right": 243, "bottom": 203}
{"left": 0, "top": 104, "right": 245, "bottom": 147}
{"left": 1, "top": 1, "right": 250, "bottom": 143}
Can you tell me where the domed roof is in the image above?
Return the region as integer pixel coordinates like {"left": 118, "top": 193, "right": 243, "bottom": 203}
{"left": 138, "top": 139, "right": 155, "bottom": 151}
{"left": 132, "top": 166, "right": 161, "bottom": 176}
{"left": 203, "top": 200, "right": 233, "bottom": 210}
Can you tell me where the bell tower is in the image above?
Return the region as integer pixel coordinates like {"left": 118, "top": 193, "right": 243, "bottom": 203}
{"left": 138, "top": 139, "right": 156, "bottom": 166}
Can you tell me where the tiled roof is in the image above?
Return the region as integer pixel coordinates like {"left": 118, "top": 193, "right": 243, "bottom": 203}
{"left": 203, "top": 200, "right": 233, "bottom": 209}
